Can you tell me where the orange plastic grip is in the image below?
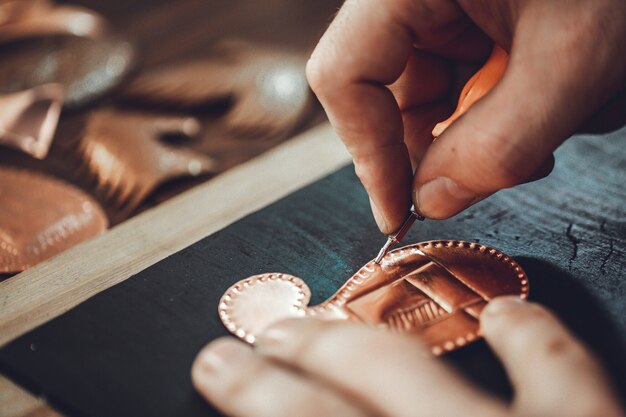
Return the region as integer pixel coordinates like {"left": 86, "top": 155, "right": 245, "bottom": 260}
{"left": 432, "top": 45, "right": 509, "bottom": 138}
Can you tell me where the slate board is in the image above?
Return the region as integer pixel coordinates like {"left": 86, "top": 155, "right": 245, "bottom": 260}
{"left": 1, "top": 129, "right": 625, "bottom": 417}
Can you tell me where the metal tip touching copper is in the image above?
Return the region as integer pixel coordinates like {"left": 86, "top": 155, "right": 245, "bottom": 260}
{"left": 374, "top": 237, "right": 394, "bottom": 264}
{"left": 373, "top": 207, "right": 425, "bottom": 264}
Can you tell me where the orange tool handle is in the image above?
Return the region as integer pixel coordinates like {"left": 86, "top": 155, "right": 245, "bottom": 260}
{"left": 432, "top": 45, "right": 509, "bottom": 137}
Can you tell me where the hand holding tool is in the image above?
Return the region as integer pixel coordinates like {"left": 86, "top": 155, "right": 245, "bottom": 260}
{"left": 373, "top": 45, "right": 510, "bottom": 263}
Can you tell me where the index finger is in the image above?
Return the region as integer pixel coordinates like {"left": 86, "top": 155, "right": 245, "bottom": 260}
{"left": 307, "top": 0, "right": 465, "bottom": 232}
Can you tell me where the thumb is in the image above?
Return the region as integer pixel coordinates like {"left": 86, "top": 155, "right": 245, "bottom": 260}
{"left": 480, "top": 297, "right": 623, "bottom": 417}
{"left": 414, "top": 3, "right": 626, "bottom": 219}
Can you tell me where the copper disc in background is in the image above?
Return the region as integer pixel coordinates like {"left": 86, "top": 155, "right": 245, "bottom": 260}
{"left": 0, "top": 167, "right": 108, "bottom": 273}
{"left": 0, "top": 34, "right": 136, "bottom": 108}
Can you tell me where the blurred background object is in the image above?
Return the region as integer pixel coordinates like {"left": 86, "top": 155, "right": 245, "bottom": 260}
{"left": 70, "top": 109, "right": 217, "bottom": 222}
{"left": 0, "top": 83, "right": 62, "bottom": 158}
{"left": 0, "top": 0, "right": 342, "bottom": 274}
{"left": 0, "top": 33, "right": 136, "bottom": 108}
{"left": 0, "top": 166, "right": 108, "bottom": 274}
{"left": 0, "top": 0, "right": 106, "bottom": 42}
{"left": 123, "top": 39, "right": 311, "bottom": 140}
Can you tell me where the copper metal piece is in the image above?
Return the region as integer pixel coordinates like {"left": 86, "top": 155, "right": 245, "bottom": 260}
{"left": 0, "top": 0, "right": 106, "bottom": 44}
{"left": 432, "top": 45, "right": 509, "bottom": 137}
{"left": 374, "top": 207, "right": 425, "bottom": 263}
{"left": 122, "top": 40, "right": 311, "bottom": 138}
{"left": 0, "top": 83, "right": 63, "bottom": 159}
{"left": 71, "top": 109, "right": 217, "bottom": 216}
{"left": 219, "top": 240, "right": 529, "bottom": 355}
{"left": 0, "top": 166, "right": 108, "bottom": 273}
{"left": 0, "top": 34, "right": 135, "bottom": 108}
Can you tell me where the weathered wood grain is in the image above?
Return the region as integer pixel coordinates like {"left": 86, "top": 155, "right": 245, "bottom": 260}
{"left": 0, "top": 377, "right": 62, "bottom": 417}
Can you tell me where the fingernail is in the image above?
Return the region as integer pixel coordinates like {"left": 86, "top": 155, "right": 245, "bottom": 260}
{"left": 415, "top": 177, "right": 475, "bottom": 219}
{"left": 195, "top": 341, "right": 251, "bottom": 378}
{"left": 482, "top": 296, "right": 526, "bottom": 318}
{"left": 369, "top": 197, "right": 389, "bottom": 233}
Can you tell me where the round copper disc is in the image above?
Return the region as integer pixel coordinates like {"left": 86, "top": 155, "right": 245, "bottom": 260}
{"left": 0, "top": 34, "right": 136, "bottom": 108}
{"left": 219, "top": 240, "right": 528, "bottom": 354}
{"left": 0, "top": 167, "right": 108, "bottom": 273}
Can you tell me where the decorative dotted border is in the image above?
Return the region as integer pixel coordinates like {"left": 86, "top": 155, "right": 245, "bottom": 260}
{"left": 218, "top": 273, "right": 310, "bottom": 344}
{"left": 312, "top": 240, "right": 528, "bottom": 355}
{"left": 218, "top": 240, "right": 529, "bottom": 355}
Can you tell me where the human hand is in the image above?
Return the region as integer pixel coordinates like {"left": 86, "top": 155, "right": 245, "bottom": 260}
{"left": 306, "top": 0, "right": 626, "bottom": 232}
{"left": 192, "top": 297, "right": 624, "bottom": 417}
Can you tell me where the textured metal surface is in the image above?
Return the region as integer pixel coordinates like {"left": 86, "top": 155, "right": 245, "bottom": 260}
{"left": 0, "top": 34, "right": 135, "bottom": 108}
{"left": 0, "top": 167, "right": 108, "bottom": 273}
{"left": 122, "top": 40, "right": 311, "bottom": 139}
{"left": 220, "top": 240, "right": 528, "bottom": 354}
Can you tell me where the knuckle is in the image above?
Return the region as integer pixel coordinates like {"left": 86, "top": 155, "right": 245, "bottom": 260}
{"left": 458, "top": 121, "right": 538, "bottom": 191}
{"left": 305, "top": 48, "right": 347, "bottom": 99}
{"left": 496, "top": 303, "right": 592, "bottom": 363}
{"left": 305, "top": 55, "right": 326, "bottom": 95}
{"left": 536, "top": 333, "right": 587, "bottom": 363}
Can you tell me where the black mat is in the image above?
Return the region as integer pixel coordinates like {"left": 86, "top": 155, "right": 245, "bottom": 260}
{"left": 1, "top": 131, "right": 625, "bottom": 417}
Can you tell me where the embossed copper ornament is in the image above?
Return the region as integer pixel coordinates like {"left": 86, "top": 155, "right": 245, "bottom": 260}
{"left": 122, "top": 40, "right": 311, "bottom": 138}
{"left": 219, "top": 241, "right": 529, "bottom": 355}
{"left": 0, "top": 83, "right": 62, "bottom": 158}
{"left": 72, "top": 109, "right": 217, "bottom": 216}
{"left": 0, "top": 167, "right": 108, "bottom": 273}
{"left": 0, "top": 34, "right": 135, "bottom": 108}
{"left": 0, "top": 0, "right": 106, "bottom": 44}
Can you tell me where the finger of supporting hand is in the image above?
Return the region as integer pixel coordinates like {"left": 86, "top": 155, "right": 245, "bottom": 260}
{"left": 256, "top": 319, "right": 505, "bottom": 417}
{"left": 192, "top": 338, "right": 368, "bottom": 417}
{"left": 481, "top": 297, "right": 624, "bottom": 417}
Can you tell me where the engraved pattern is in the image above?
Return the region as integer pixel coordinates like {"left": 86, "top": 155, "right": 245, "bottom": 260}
{"left": 219, "top": 241, "right": 529, "bottom": 355}
{"left": 385, "top": 300, "right": 447, "bottom": 331}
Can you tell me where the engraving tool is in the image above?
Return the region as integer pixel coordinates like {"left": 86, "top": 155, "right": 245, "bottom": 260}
{"left": 373, "top": 45, "right": 510, "bottom": 264}
{"left": 374, "top": 208, "right": 424, "bottom": 264}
